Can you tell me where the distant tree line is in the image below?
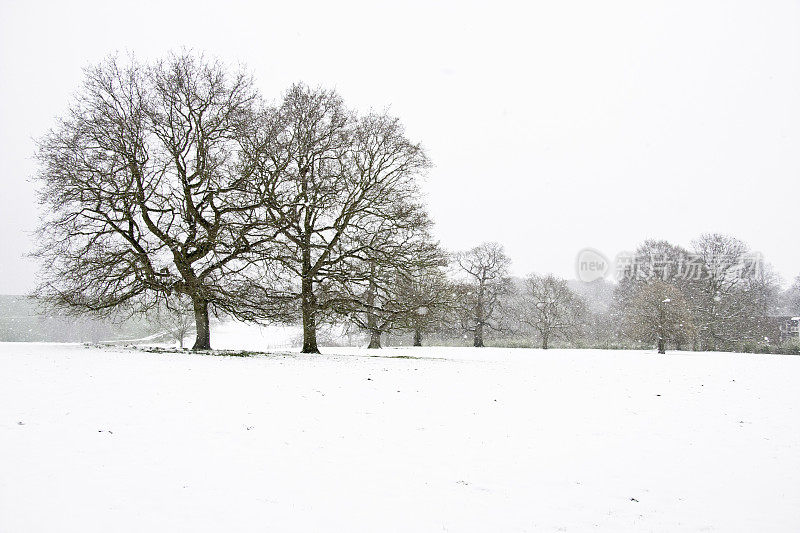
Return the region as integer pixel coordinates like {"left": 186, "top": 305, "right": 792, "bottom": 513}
{"left": 0, "top": 295, "right": 157, "bottom": 343}
{"left": 363, "top": 234, "right": 797, "bottom": 355}
{"left": 611, "top": 235, "right": 799, "bottom": 354}
{"left": 31, "top": 52, "right": 800, "bottom": 354}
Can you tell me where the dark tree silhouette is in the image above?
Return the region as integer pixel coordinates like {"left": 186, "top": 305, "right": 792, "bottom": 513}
{"left": 244, "top": 84, "right": 431, "bottom": 353}
{"left": 32, "top": 53, "right": 283, "bottom": 350}
{"left": 396, "top": 264, "right": 454, "bottom": 346}
{"left": 338, "top": 224, "right": 446, "bottom": 349}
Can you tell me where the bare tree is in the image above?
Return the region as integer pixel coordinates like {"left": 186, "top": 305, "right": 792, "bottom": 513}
{"left": 453, "top": 242, "right": 512, "bottom": 347}
{"left": 782, "top": 275, "right": 800, "bottom": 315}
{"left": 396, "top": 265, "right": 454, "bottom": 346}
{"left": 344, "top": 262, "right": 415, "bottom": 349}
{"left": 332, "top": 210, "right": 445, "bottom": 349}
{"left": 611, "top": 239, "right": 700, "bottom": 348}
{"left": 613, "top": 239, "right": 695, "bottom": 305}
{"left": 519, "top": 274, "right": 586, "bottom": 349}
{"left": 691, "top": 233, "right": 774, "bottom": 350}
{"left": 32, "top": 53, "right": 282, "bottom": 350}
{"left": 623, "top": 281, "right": 696, "bottom": 354}
{"left": 244, "top": 84, "right": 431, "bottom": 353}
{"left": 351, "top": 258, "right": 448, "bottom": 349}
{"left": 152, "top": 296, "right": 195, "bottom": 348}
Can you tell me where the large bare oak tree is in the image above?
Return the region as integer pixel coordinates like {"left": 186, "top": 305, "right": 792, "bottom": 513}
{"left": 244, "top": 84, "right": 431, "bottom": 353}
{"left": 33, "top": 53, "right": 281, "bottom": 350}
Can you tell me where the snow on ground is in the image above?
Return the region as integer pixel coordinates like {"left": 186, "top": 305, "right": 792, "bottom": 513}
{"left": 1, "top": 340, "right": 799, "bottom": 532}
{"left": 210, "top": 321, "right": 300, "bottom": 351}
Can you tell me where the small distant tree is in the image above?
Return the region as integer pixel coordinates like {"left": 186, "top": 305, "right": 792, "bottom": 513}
{"left": 343, "top": 263, "right": 410, "bottom": 349}
{"left": 782, "top": 275, "right": 800, "bottom": 315}
{"left": 453, "top": 242, "right": 512, "bottom": 347}
{"left": 397, "top": 265, "right": 454, "bottom": 346}
{"left": 335, "top": 222, "right": 446, "bottom": 349}
{"left": 691, "top": 233, "right": 775, "bottom": 350}
{"left": 519, "top": 274, "right": 586, "bottom": 349}
{"left": 623, "top": 281, "right": 696, "bottom": 354}
{"left": 153, "top": 296, "right": 194, "bottom": 348}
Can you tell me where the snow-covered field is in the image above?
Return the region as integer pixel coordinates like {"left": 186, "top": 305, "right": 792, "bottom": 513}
{"left": 1, "top": 340, "right": 799, "bottom": 532}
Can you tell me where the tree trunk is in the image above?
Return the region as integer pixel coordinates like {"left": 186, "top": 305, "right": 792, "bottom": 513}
{"left": 191, "top": 297, "right": 211, "bottom": 351}
{"left": 368, "top": 330, "right": 382, "bottom": 349}
{"left": 474, "top": 323, "right": 484, "bottom": 347}
{"left": 657, "top": 338, "right": 666, "bottom": 354}
{"left": 542, "top": 333, "right": 549, "bottom": 350}
{"left": 474, "top": 288, "right": 485, "bottom": 347}
{"left": 301, "top": 276, "right": 320, "bottom": 354}
{"left": 364, "top": 269, "right": 382, "bottom": 349}
{"left": 413, "top": 328, "right": 422, "bottom": 347}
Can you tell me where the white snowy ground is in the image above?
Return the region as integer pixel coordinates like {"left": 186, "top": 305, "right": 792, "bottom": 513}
{"left": 1, "top": 338, "right": 799, "bottom": 531}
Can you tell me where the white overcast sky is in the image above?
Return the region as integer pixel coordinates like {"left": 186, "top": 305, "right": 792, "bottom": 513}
{"left": 1, "top": 0, "right": 798, "bottom": 294}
